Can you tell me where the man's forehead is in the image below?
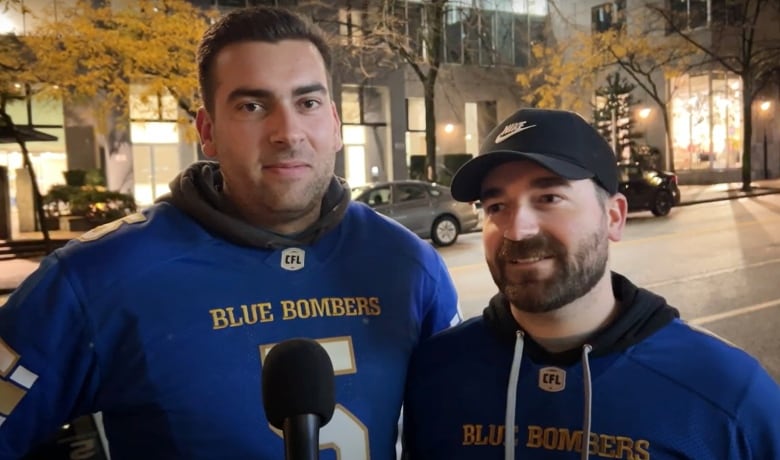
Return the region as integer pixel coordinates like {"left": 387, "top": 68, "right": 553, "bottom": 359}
{"left": 213, "top": 40, "right": 330, "bottom": 95}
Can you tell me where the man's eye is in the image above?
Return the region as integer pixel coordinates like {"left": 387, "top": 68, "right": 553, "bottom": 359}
{"left": 538, "top": 194, "right": 562, "bottom": 204}
{"left": 300, "top": 99, "right": 321, "bottom": 110}
{"left": 241, "top": 102, "right": 264, "bottom": 112}
{"left": 484, "top": 203, "right": 504, "bottom": 214}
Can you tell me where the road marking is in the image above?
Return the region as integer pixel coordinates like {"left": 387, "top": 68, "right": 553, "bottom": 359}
{"left": 690, "top": 298, "right": 780, "bottom": 326}
{"left": 644, "top": 257, "right": 780, "bottom": 289}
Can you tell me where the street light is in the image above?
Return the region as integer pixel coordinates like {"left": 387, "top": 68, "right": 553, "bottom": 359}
{"left": 759, "top": 101, "right": 771, "bottom": 179}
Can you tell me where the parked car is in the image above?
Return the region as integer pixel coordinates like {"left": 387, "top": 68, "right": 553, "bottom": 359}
{"left": 618, "top": 161, "right": 681, "bottom": 216}
{"left": 351, "top": 180, "right": 481, "bottom": 246}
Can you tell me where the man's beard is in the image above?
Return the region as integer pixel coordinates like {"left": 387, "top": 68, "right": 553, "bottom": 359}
{"left": 488, "top": 224, "right": 609, "bottom": 314}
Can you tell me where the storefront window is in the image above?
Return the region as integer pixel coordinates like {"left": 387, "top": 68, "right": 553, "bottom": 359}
{"left": 670, "top": 72, "right": 742, "bottom": 171}
{"left": 129, "top": 84, "right": 193, "bottom": 206}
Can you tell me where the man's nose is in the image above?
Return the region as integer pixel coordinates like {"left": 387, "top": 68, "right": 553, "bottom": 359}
{"left": 503, "top": 205, "right": 540, "bottom": 241}
{"left": 268, "top": 106, "right": 305, "bottom": 146}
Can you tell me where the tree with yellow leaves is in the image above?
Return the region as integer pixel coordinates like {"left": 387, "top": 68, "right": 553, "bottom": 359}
{"left": 14, "top": 0, "right": 214, "bottom": 194}
{"left": 517, "top": 1, "right": 695, "bottom": 171}
{"left": 23, "top": 0, "right": 211, "bottom": 128}
{"left": 1, "top": 0, "right": 211, "bottom": 243}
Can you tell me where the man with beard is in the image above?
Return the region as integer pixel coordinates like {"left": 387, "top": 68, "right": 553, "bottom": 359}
{"left": 402, "top": 108, "right": 780, "bottom": 460}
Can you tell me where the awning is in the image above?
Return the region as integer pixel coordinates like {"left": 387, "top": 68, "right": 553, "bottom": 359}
{"left": 0, "top": 125, "right": 58, "bottom": 144}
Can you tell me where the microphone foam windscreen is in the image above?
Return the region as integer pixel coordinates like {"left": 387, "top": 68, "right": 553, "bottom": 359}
{"left": 262, "top": 338, "right": 336, "bottom": 430}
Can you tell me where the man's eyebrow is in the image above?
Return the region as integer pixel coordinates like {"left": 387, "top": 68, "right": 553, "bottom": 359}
{"left": 292, "top": 83, "right": 328, "bottom": 97}
{"left": 226, "top": 83, "right": 328, "bottom": 102}
{"left": 226, "top": 88, "right": 272, "bottom": 102}
{"left": 480, "top": 175, "right": 571, "bottom": 200}
{"left": 529, "top": 176, "right": 572, "bottom": 189}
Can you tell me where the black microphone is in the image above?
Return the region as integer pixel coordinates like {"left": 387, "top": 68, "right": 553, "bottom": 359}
{"left": 262, "top": 338, "right": 336, "bottom": 460}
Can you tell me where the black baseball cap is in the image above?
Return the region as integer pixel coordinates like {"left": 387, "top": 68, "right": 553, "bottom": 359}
{"left": 450, "top": 108, "right": 619, "bottom": 202}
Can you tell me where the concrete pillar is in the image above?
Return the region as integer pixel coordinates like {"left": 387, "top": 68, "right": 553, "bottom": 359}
{"left": 15, "top": 167, "right": 35, "bottom": 233}
{"left": 0, "top": 167, "right": 11, "bottom": 240}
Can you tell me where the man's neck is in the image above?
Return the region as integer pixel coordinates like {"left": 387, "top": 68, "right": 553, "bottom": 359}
{"left": 509, "top": 273, "right": 619, "bottom": 353}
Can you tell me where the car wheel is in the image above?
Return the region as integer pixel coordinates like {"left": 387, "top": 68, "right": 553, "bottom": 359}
{"left": 431, "top": 216, "right": 459, "bottom": 246}
{"left": 651, "top": 190, "right": 673, "bottom": 217}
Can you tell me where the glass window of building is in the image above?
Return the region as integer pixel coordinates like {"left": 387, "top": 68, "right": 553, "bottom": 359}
{"left": 407, "top": 98, "right": 426, "bottom": 132}
{"left": 341, "top": 86, "right": 361, "bottom": 125}
{"left": 592, "top": 1, "right": 625, "bottom": 33}
{"left": 405, "top": 2, "right": 425, "bottom": 59}
{"left": 670, "top": 72, "right": 742, "bottom": 171}
{"left": 129, "top": 84, "right": 193, "bottom": 206}
{"left": 474, "top": 0, "right": 547, "bottom": 15}
{"left": 341, "top": 86, "right": 388, "bottom": 185}
{"left": 341, "top": 85, "right": 387, "bottom": 125}
{"left": 668, "top": 0, "right": 710, "bottom": 31}
{"left": 494, "top": 11, "right": 515, "bottom": 65}
{"left": 338, "top": 8, "right": 363, "bottom": 45}
{"left": 406, "top": 97, "right": 427, "bottom": 174}
{"left": 444, "top": 4, "right": 466, "bottom": 63}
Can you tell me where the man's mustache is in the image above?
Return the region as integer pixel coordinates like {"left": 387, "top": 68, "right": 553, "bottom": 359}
{"left": 496, "top": 234, "right": 565, "bottom": 262}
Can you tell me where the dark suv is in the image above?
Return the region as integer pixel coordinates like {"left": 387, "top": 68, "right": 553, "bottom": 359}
{"left": 618, "top": 161, "right": 681, "bottom": 217}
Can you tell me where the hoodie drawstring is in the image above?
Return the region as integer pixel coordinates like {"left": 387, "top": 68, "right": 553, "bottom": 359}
{"left": 504, "top": 330, "right": 524, "bottom": 460}
{"left": 503, "top": 335, "right": 595, "bottom": 460}
{"left": 581, "top": 344, "right": 593, "bottom": 460}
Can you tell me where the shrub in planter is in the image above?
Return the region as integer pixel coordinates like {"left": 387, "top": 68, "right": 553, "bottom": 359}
{"left": 43, "top": 184, "right": 137, "bottom": 225}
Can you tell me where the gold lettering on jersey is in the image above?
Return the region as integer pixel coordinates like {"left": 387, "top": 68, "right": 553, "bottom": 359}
{"left": 459, "top": 423, "right": 649, "bottom": 458}
{"left": 462, "top": 424, "right": 517, "bottom": 446}
{"left": 209, "top": 303, "right": 274, "bottom": 330}
{"left": 279, "top": 297, "right": 381, "bottom": 321}
{"left": 210, "top": 298, "right": 381, "bottom": 329}
{"left": 525, "top": 425, "right": 650, "bottom": 459}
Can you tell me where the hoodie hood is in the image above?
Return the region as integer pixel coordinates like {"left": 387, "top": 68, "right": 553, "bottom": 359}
{"left": 157, "top": 161, "right": 350, "bottom": 249}
{"left": 484, "top": 272, "right": 679, "bottom": 366}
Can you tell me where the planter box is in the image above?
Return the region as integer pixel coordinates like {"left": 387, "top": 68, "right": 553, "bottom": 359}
{"left": 58, "top": 216, "right": 95, "bottom": 232}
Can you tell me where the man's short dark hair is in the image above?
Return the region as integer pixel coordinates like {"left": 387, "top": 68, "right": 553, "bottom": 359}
{"left": 197, "top": 6, "right": 332, "bottom": 114}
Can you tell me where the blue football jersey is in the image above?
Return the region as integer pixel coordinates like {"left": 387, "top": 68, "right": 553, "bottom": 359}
{"left": 404, "top": 279, "right": 780, "bottom": 459}
{"left": 0, "top": 201, "right": 461, "bottom": 459}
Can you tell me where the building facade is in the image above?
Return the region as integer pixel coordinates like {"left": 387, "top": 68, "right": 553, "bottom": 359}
{"left": 552, "top": 0, "right": 780, "bottom": 183}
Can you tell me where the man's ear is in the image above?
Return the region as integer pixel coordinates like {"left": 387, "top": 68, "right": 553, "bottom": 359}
{"left": 196, "top": 108, "right": 217, "bottom": 158}
{"left": 606, "top": 192, "right": 628, "bottom": 242}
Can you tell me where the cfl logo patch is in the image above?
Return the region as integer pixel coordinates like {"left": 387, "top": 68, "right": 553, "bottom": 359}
{"left": 281, "top": 248, "right": 305, "bottom": 271}
{"left": 538, "top": 367, "right": 566, "bottom": 392}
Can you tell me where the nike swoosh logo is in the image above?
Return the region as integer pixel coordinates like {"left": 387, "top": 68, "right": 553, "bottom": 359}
{"left": 494, "top": 123, "right": 536, "bottom": 144}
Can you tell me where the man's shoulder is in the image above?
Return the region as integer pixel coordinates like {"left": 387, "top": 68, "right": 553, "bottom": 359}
{"left": 51, "top": 203, "right": 212, "bottom": 280}
{"left": 416, "top": 316, "right": 489, "bottom": 355}
{"left": 633, "top": 319, "right": 776, "bottom": 412}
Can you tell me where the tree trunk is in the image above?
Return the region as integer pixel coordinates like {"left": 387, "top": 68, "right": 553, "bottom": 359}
{"left": 424, "top": 75, "right": 438, "bottom": 183}
{"left": 741, "top": 79, "right": 753, "bottom": 191}
{"left": 660, "top": 104, "right": 674, "bottom": 172}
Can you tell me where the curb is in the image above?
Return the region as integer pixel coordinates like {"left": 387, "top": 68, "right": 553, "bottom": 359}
{"left": 677, "top": 188, "right": 780, "bottom": 207}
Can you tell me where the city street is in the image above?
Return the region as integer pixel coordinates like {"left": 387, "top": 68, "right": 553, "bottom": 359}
{"left": 439, "top": 194, "right": 780, "bottom": 382}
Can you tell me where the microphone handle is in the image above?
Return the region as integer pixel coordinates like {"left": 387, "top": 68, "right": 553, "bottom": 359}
{"left": 283, "top": 414, "right": 321, "bottom": 460}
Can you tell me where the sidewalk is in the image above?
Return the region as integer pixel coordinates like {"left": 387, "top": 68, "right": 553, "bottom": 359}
{"left": 2, "top": 179, "right": 780, "bottom": 301}
{"left": 676, "top": 178, "right": 780, "bottom": 207}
